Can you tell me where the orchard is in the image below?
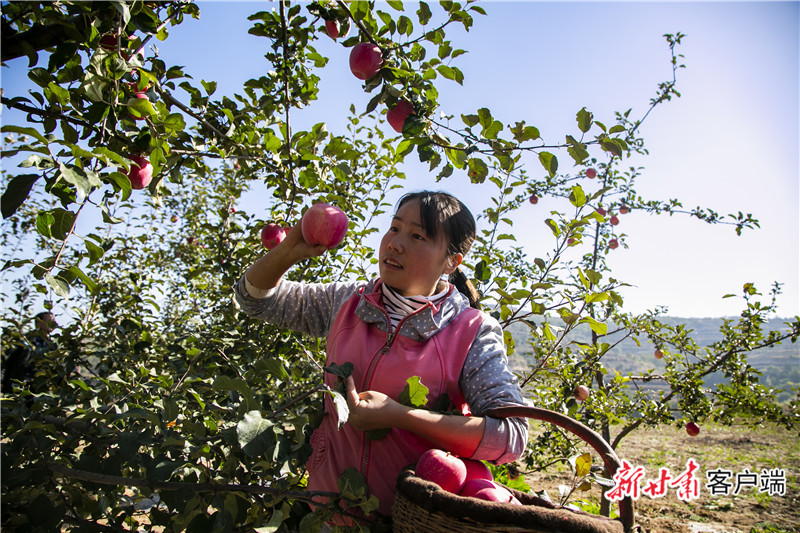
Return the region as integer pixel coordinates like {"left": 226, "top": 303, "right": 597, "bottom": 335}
{"left": 1, "top": 2, "right": 798, "bottom": 532}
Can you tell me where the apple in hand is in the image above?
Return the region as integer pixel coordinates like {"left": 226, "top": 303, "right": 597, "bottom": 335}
{"left": 124, "top": 155, "right": 153, "bottom": 189}
{"left": 301, "top": 203, "right": 349, "bottom": 248}
{"left": 261, "top": 224, "right": 287, "bottom": 250}
{"left": 387, "top": 100, "right": 414, "bottom": 133}
{"left": 574, "top": 385, "right": 590, "bottom": 402}
{"left": 349, "top": 42, "right": 382, "bottom": 80}
{"left": 586, "top": 168, "right": 597, "bottom": 179}
{"left": 416, "top": 449, "right": 467, "bottom": 494}
{"left": 325, "top": 20, "right": 339, "bottom": 39}
{"left": 686, "top": 422, "right": 700, "bottom": 437}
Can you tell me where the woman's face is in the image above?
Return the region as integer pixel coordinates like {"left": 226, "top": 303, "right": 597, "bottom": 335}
{"left": 378, "top": 199, "right": 461, "bottom": 296}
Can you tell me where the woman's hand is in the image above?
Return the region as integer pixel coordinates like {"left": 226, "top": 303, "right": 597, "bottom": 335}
{"left": 344, "top": 376, "right": 407, "bottom": 432}
{"left": 245, "top": 223, "right": 327, "bottom": 291}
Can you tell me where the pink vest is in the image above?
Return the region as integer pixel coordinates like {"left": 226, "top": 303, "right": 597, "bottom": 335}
{"left": 305, "top": 280, "right": 483, "bottom": 519}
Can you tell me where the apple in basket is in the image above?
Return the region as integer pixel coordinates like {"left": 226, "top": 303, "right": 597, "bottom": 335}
{"left": 415, "top": 449, "right": 467, "bottom": 494}
{"left": 459, "top": 478, "right": 497, "bottom": 498}
{"left": 473, "top": 486, "right": 523, "bottom": 505}
{"left": 462, "top": 458, "right": 493, "bottom": 482}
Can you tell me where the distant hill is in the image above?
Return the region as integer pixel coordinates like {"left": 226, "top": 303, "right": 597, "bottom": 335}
{"left": 505, "top": 317, "right": 799, "bottom": 403}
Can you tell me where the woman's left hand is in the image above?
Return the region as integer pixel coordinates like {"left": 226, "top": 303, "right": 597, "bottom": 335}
{"left": 344, "top": 375, "right": 406, "bottom": 432}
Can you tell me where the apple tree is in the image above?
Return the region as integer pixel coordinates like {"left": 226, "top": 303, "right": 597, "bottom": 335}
{"left": 1, "top": 1, "right": 797, "bottom": 531}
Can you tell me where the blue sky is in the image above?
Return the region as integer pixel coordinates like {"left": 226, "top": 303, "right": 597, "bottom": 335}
{"left": 3, "top": 1, "right": 798, "bottom": 318}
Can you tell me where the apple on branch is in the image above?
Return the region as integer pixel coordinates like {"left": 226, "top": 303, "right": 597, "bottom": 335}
{"left": 608, "top": 238, "right": 619, "bottom": 250}
{"left": 325, "top": 20, "right": 339, "bottom": 39}
{"left": 574, "top": 385, "right": 590, "bottom": 402}
{"left": 349, "top": 42, "right": 382, "bottom": 80}
{"left": 122, "top": 155, "right": 153, "bottom": 190}
{"left": 610, "top": 215, "right": 620, "bottom": 226}
{"left": 261, "top": 224, "right": 287, "bottom": 250}
{"left": 586, "top": 168, "right": 597, "bottom": 179}
{"left": 529, "top": 194, "right": 539, "bottom": 205}
{"left": 387, "top": 100, "right": 414, "bottom": 133}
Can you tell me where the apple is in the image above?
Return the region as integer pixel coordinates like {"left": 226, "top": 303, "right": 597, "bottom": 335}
{"left": 462, "top": 459, "right": 493, "bottom": 482}
{"left": 261, "top": 224, "right": 287, "bottom": 250}
{"left": 459, "top": 478, "right": 497, "bottom": 498}
{"left": 596, "top": 207, "right": 607, "bottom": 216}
{"left": 609, "top": 239, "right": 619, "bottom": 250}
{"left": 349, "top": 42, "right": 383, "bottom": 80}
{"left": 529, "top": 194, "right": 539, "bottom": 205}
{"left": 325, "top": 20, "right": 339, "bottom": 39}
{"left": 124, "top": 155, "right": 153, "bottom": 189}
{"left": 686, "top": 421, "right": 700, "bottom": 437}
{"left": 567, "top": 238, "right": 576, "bottom": 245}
{"left": 574, "top": 385, "right": 590, "bottom": 402}
{"left": 619, "top": 205, "right": 630, "bottom": 214}
{"left": 415, "top": 449, "right": 467, "bottom": 494}
{"left": 586, "top": 168, "right": 597, "bottom": 179}
{"left": 654, "top": 349, "right": 664, "bottom": 359}
{"left": 609, "top": 215, "right": 620, "bottom": 226}
{"left": 301, "top": 203, "right": 349, "bottom": 248}
{"left": 171, "top": 215, "right": 178, "bottom": 223}
{"left": 473, "top": 486, "right": 522, "bottom": 505}
{"left": 387, "top": 100, "right": 414, "bottom": 133}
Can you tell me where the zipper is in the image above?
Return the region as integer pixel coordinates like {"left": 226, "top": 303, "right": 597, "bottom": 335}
{"left": 358, "top": 296, "right": 434, "bottom": 476}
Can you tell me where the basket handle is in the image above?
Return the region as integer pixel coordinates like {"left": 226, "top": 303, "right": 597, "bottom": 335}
{"left": 485, "top": 405, "right": 637, "bottom": 533}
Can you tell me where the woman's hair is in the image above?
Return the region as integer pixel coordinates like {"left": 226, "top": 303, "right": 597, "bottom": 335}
{"left": 396, "top": 191, "right": 482, "bottom": 309}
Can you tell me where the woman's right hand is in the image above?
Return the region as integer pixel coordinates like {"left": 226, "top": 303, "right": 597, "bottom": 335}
{"left": 245, "top": 221, "right": 328, "bottom": 291}
{"left": 277, "top": 223, "right": 328, "bottom": 263}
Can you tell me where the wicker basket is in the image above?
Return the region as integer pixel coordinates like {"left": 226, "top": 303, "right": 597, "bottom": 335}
{"left": 392, "top": 406, "right": 640, "bottom": 533}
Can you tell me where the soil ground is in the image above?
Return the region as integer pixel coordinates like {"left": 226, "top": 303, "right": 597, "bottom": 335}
{"left": 522, "top": 419, "right": 800, "bottom": 533}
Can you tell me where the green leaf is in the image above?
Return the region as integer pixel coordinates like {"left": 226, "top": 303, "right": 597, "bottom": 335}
{"left": 579, "top": 316, "right": 607, "bottom": 335}
{"left": 212, "top": 375, "right": 258, "bottom": 411}
{"left": 461, "top": 114, "right": 479, "bottom": 127}
{"left": 538, "top": 151, "right": 558, "bottom": 177}
{"left": 545, "top": 218, "right": 561, "bottom": 237}
{"left": 45, "top": 274, "right": 70, "bottom": 297}
{"left": 569, "top": 185, "right": 586, "bottom": 207}
{"left": 467, "top": 157, "right": 488, "bottom": 183}
{"left": 324, "top": 362, "right": 353, "bottom": 379}
{"left": 417, "top": 2, "right": 432, "bottom": 25}
{"left": 236, "top": 410, "right": 274, "bottom": 458}
{"left": 398, "top": 376, "right": 429, "bottom": 408}
{"left": 387, "top": 0, "right": 404, "bottom": 10}
{"left": 573, "top": 452, "right": 592, "bottom": 477}
{"left": 1, "top": 174, "right": 39, "bottom": 218}
{"left": 48, "top": 208, "right": 77, "bottom": 240}
{"left": 67, "top": 265, "right": 97, "bottom": 294}
{"left": 577, "top": 107, "right": 593, "bottom": 133}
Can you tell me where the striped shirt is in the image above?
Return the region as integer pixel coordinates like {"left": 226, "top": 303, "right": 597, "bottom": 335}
{"left": 381, "top": 282, "right": 449, "bottom": 328}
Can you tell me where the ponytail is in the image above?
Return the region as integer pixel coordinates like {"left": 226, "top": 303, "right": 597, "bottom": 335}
{"left": 449, "top": 267, "right": 481, "bottom": 309}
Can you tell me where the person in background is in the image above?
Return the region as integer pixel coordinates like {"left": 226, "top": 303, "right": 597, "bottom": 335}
{"left": 1, "top": 311, "right": 58, "bottom": 393}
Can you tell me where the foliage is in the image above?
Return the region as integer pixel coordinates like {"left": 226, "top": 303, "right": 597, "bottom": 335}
{"left": 1, "top": 1, "right": 797, "bottom": 531}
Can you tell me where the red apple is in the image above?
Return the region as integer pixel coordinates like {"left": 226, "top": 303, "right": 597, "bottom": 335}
{"left": 574, "top": 385, "right": 590, "bottom": 402}
{"left": 325, "top": 20, "right": 339, "bottom": 39}
{"left": 529, "top": 194, "right": 539, "bottom": 205}
{"left": 387, "top": 100, "right": 414, "bottom": 133}
{"left": 171, "top": 215, "right": 178, "bottom": 223}
{"left": 459, "top": 478, "right": 497, "bottom": 498}
{"left": 686, "top": 422, "right": 700, "bottom": 437}
{"left": 654, "top": 349, "right": 664, "bottom": 359}
{"left": 349, "top": 42, "right": 382, "bottom": 80}
{"left": 261, "top": 224, "right": 287, "bottom": 250}
{"left": 609, "top": 239, "right": 619, "bottom": 250}
{"left": 415, "top": 449, "right": 467, "bottom": 494}
{"left": 586, "top": 168, "right": 597, "bottom": 179}
{"left": 567, "top": 238, "right": 576, "bottom": 245}
{"left": 124, "top": 155, "right": 152, "bottom": 189}
{"left": 463, "top": 459, "right": 493, "bottom": 482}
{"left": 301, "top": 203, "right": 349, "bottom": 248}
{"left": 609, "top": 215, "right": 620, "bottom": 226}
{"left": 473, "top": 486, "right": 522, "bottom": 505}
{"left": 619, "top": 205, "right": 630, "bottom": 214}
{"left": 596, "top": 207, "right": 607, "bottom": 216}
